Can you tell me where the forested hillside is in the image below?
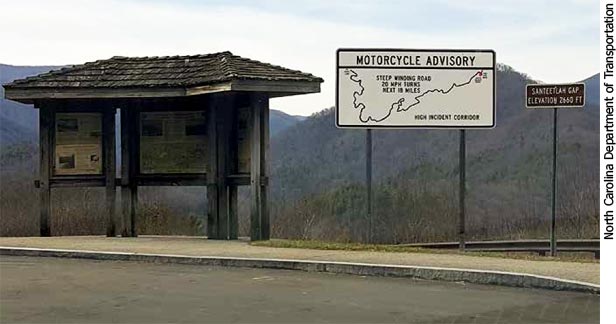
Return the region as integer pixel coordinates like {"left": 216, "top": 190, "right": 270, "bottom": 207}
{"left": 1, "top": 64, "right": 600, "bottom": 243}
{"left": 265, "top": 65, "right": 599, "bottom": 242}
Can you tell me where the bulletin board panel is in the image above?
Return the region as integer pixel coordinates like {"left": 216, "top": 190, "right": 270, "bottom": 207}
{"left": 139, "top": 111, "right": 207, "bottom": 174}
{"left": 54, "top": 112, "right": 103, "bottom": 176}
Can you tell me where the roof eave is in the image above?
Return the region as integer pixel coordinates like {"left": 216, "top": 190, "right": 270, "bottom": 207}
{"left": 3, "top": 79, "right": 322, "bottom": 104}
{"left": 229, "top": 79, "right": 321, "bottom": 96}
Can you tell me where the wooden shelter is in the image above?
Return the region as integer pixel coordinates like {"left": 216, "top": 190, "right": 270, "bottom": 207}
{"left": 3, "top": 51, "right": 322, "bottom": 240}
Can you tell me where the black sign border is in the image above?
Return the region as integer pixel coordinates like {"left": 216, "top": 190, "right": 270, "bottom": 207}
{"left": 335, "top": 48, "right": 496, "bottom": 129}
{"left": 525, "top": 83, "right": 586, "bottom": 109}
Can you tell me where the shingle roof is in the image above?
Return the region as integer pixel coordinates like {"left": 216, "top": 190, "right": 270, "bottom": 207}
{"left": 3, "top": 51, "right": 323, "bottom": 89}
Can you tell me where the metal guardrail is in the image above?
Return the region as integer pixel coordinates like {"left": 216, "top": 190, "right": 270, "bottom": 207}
{"left": 400, "top": 239, "right": 600, "bottom": 259}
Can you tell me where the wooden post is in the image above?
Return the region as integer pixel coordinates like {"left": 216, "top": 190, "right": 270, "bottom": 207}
{"left": 207, "top": 94, "right": 235, "bottom": 239}
{"left": 249, "top": 93, "right": 261, "bottom": 241}
{"left": 228, "top": 100, "right": 239, "bottom": 240}
{"left": 207, "top": 97, "right": 220, "bottom": 239}
{"left": 130, "top": 185, "right": 138, "bottom": 237}
{"left": 121, "top": 107, "right": 138, "bottom": 237}
{"left": 261, "top": 101, "right": 270, "bottom": 240}
{"left": 103, "top": 109, "right": 116, "bottom": 237}
{"left": 250, "top": 93, "right": 269, "bottom": 241}
{"left": 229, "top": 185, "right": 238, "bottom": 239}
{"left": 131, "top": 105, "right": 140, "bottom": 237}
{"left": 120, "top": 107, "right": 130, "bottom": 237}
{"left": 216, "top": 96, "right": 232, "bottom": 239}
{"left": 38, "top": 102, "right": 54, "bottom": 237}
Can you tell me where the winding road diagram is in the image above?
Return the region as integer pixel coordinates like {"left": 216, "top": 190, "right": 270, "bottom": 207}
{"left": 348, "top": 69, "right": 484, "bottom": 123}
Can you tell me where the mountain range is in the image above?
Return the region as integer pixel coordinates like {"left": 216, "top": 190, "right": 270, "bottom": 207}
{"left": 0, "top": 63, "right": 600, "bottom": 241}
{"left": 270, "top": 67, "right": 599, "bottom": 200}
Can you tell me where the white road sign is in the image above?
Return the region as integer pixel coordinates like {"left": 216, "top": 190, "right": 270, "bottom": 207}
{"left": 336, "top": 49, "right": 496, "bottom": 128}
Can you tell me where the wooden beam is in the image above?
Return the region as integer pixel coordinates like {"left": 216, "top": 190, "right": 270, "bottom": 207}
{"left": 50, "top": 178, "right": 106, "bottom": 188}
{"left": 184, "top": 83, "right": 233, "bottom": 96}
{"left": 103, "top": 109, "right": 117, "bottom": 237}
{"left": 38, "top": 103, "right": 54, "bottom": 236}
{"left": 4, "top": 81, "right": 217, "bottom": 102}
{"left": 4, "top": 80, "right": 321, "bottom": 104}
{"left": 137, "top": 174, "right": 207, "bottom": 186}
{"left": 5, "top": 87, "right": 188, "bottom": 102}
{"left": 41, "top": 174, "right": 250, "bottom": 187}
{"left": 231, "top": 80, "right": 320, "bottom": 94}
{"left": 250, "top": 93, "right": 270, "bottom": 241}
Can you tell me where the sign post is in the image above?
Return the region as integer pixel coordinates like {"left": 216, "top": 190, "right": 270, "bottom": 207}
{"left": 336, "top": 49, "right": 496, "bottom": 246}
{"left": 459, "top": 129, "right": 466, "bottom": 250}
{"left": 551, "top": 108, "right": 558, "bottom": 256}
{"left": 366, "top": 128, "right": 373, "bottom": 243}
{"left": 526, "top": 83, "right": 585, "bottom": 256}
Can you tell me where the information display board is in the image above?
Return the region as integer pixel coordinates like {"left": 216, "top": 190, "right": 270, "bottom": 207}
{"left": 336, "top": 49, "right": 495, "bottom": 128}
{"left": 139, "top": 111, "right": 207, "bottom": 174}
{"left": 54, "top": 113, "right": 103, "bottom": 175}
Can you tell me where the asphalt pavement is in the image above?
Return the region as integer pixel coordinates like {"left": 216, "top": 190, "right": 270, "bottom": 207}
{"left": 0, "top": 256, "right": 599, "bottom": 323}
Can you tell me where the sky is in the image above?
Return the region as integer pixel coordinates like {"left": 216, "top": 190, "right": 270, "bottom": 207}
{"left": 0, "top": 0, "right": 599, "bottom": 116}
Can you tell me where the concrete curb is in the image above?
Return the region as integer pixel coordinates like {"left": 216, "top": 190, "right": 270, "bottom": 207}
{"left": 0, "top": 246, "right": 599, "bottom": 294}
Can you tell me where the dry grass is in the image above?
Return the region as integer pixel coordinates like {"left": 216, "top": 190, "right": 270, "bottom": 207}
{"left": 251, "top": 239, "right": 600, "bottom": 263}
{"left": 0, "top": 173, "right": 203, "bottom": 237}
